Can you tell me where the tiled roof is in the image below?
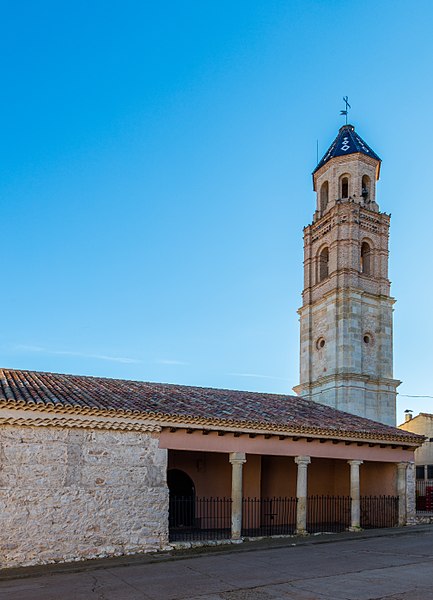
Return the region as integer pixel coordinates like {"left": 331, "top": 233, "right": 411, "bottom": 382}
{"left": 0, "top": 368, "right": 421, "bottom": 444}
{"left": 314, "top": 124, "right": 381, "bottom": 174}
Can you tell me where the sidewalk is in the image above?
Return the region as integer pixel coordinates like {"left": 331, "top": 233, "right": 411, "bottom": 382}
{"left": 2, "top": 524, "right": 432, "bottom": 582}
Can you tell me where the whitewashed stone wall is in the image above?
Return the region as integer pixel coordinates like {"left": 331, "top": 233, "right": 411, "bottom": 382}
{"left": 0, "top": 425, "right": 169, "bottom": 568}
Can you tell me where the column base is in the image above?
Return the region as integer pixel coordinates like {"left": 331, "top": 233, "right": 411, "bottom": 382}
{"left": 348, "top": 526, "right": 363, "bottom": 532}
{"left": 295, "top": 529, "right": 309, "bottom": 536}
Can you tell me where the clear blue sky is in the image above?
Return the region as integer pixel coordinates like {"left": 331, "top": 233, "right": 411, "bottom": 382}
{"left": 1, "top": 1, "right": 432, "bottom": 424}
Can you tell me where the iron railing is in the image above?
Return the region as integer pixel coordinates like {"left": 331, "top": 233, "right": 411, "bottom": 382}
{"left": 416, "top": 480, "right": 433, "bottom": 512}
{"left": 169, "top": 494, "right": 399, "bottom": 541}
{"left": 242, "top": 497, "right": 297, "bottom": 536}
{"left": 360, "top": 495, "right": 398, "bottom": 528}
{"left": 169, "top": 496, "right": 231, "bottom": 541}
{"left": 307, "top": 495, "right": 351, "bottom": 533}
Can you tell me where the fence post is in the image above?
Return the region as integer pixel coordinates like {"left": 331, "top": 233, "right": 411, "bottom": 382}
{"left": 348, "top": 460, "right": 363, "bottom": 530}
{"left": 294, "top": 456, "right": 311, "bottom": 535}
{"left": 229, "top": 452, "right": 246, "bottom": 540}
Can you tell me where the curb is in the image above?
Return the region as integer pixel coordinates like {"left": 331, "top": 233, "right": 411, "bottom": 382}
{"left": 0, "top": 524, "right": 432, "bottom": 582}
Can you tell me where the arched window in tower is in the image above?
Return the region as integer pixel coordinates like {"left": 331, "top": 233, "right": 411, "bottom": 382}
{"left": 318, "top": 247, "right": 329, "bottom": 282}
{"left": 341, "top": 176, "right": 349, "bottom": 199}
{"left": 361, "top": 175, "right": 370, "bottom": 201}
{"left": 320, "top": 181, "right": 329, "bottom": 213}
{"left": 360, "top": 242, "right": 371, "bottom": 275}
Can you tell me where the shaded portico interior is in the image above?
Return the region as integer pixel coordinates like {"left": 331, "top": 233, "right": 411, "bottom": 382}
{"left": 168, "top": 450, "right": 396, "bottom": 498}
{"left": 161, "top": 424, "right": 418, "bottom": 539}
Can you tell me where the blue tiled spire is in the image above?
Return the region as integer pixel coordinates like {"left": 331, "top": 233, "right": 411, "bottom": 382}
{"left": 314, "top": 124, "right": 381, "bottom": 173}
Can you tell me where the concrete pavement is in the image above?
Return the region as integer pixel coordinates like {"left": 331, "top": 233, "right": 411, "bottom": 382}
{"left": 1, "top": 526, "right": 433, "bottom": 599}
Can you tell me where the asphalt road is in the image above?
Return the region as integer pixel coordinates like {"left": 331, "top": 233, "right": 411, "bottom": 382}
{"left": 1, "top": 528, "right": 433, "bottom": 599}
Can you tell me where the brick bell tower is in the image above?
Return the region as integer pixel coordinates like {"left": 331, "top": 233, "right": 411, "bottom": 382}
{"left": 293, "top": 124, "right": 399, "bottom": 426}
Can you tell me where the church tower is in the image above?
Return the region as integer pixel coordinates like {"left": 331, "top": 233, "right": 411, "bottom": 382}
{"left": 293, "top": 124, "right": 399, "bottom": 426}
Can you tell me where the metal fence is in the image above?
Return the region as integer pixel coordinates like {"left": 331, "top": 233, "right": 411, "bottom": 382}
{"left": 242, "top": 497, "right": 297, "bottom": 536}
{"left": 169, "top": 496, "right": 232, "bottom": 541}
{"left": 416, "top": 480, "right": 433, "bottom": 512}
{"left": 169, "top": 494, "right": 399, "bottom": 541}
{"left": 307, "top": 495, "right": 351, "bottom": 533}
{"left": 360, "top": 495, "right": 399, "bottom": 528}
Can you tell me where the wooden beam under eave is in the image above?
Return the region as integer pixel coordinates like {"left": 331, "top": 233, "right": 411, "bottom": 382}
{"left": 158, "top": 430, "right": 415, "bottom": 462}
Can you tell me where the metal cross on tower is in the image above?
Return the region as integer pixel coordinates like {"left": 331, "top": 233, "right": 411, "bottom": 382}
{"left": 340, "top": 96, "right": 351, "bottom": 125}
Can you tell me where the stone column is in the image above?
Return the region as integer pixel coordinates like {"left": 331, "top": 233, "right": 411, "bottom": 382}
{"left": 397, "top": 462, "right": 408, "bottom": 526}
{"left": 348, "top": 460, "right": 363, "bottom": 530}
{"left": 229, "top": 452, "right": 246, "bottom": 540}
{"left": 406, "top": 462, "right": 416, "bottom": 525}
{"left": 294, "top": 456, "right": 311, "bottom": 535}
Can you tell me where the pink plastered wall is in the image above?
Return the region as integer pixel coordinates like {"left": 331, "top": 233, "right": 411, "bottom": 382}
{"left": 360, "top": 461, "right": 396, "bottom": 495}
{"left": 168, "top": 451, "right": 397, "bottom": 498}
{"left": 168, "top": 450, "right": 261, "bottom": 498}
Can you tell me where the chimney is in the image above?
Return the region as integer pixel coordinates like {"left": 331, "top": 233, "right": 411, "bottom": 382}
{"left": 404, "top": 410, "right": 413, "bottom": 422}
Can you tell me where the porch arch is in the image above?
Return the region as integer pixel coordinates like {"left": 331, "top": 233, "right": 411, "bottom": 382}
{"left": 168, "top": 469, "right": 196, "bottom": 528}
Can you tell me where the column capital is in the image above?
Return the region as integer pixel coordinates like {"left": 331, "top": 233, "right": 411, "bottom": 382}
{"left": 397, "top": 461, "right": 409, "bottom": 469}
{"left": 294, "top": 455, "right": 311, "bottom": 466}
{"left": 347, "top": 460, "right": 364, "bottom": 467}
{"left": 229, "top": 452, "right": 246, "bottom": 465}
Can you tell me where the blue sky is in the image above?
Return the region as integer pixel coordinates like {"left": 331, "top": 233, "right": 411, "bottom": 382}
{"left": 1, "top": 1, "right": 432, "bottom": 424}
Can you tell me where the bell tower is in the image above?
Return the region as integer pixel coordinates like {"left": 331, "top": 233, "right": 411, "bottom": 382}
{"left": 293, "top": 124, "right": 399, "bottom": 426}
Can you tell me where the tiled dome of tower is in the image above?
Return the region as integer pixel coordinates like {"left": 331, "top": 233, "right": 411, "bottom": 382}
{"left": 314, "top": 124, "right": 381, "bottom": 174}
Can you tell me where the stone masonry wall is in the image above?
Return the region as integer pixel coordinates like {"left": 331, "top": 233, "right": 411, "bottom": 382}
{"left": 0, "top": 425, "right": 169, "bottom": 568}
{"left": 296, "top": 287, "right": 398, "bottom": 426}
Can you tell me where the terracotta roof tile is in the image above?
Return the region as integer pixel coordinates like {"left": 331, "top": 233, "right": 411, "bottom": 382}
{"left": 0, "top": 368, "right": 422, "bottom": 443}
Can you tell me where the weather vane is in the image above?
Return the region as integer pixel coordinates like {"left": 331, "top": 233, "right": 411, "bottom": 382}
{"left": 340, "top": 96, "right": 351, "bottom": 125}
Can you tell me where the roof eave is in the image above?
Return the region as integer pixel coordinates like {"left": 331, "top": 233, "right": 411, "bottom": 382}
{"left": 0, "top": 399, "right": 423, "bottom": 446}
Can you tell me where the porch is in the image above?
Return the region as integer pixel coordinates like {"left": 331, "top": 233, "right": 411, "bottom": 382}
{"left": 166, "top": 447, "right": 409, "bottom": 543}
